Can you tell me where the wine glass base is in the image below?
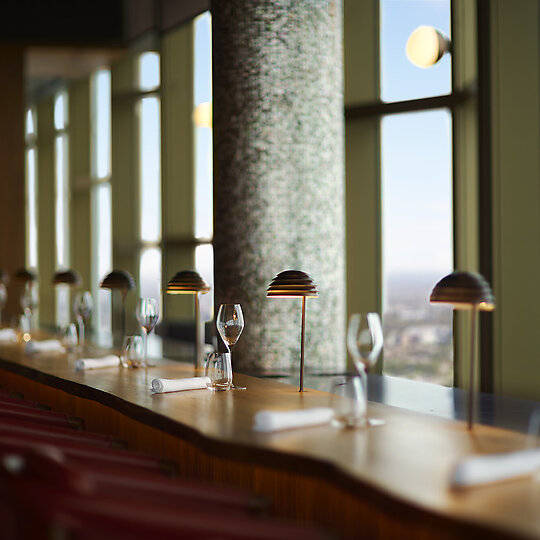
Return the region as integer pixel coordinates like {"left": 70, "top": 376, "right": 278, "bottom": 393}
{"left": 231, "top": 384, "right": 246, "bottom": 390}
{"left": 367, "top": 418, "right": 385, "bottom": 427}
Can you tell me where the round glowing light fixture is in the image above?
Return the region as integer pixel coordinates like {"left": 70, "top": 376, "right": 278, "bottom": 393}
{"left": 430, "top": 271, "right": 495, "bottom": 430}
{"left": 194, "top": 101, "right": 212, "bottom": 128}
{"left": 167, "top": 270, "right": 210, "bottom": 369}
{"left": 406, "top": 25, "right": 451, "bottom": 68}
{"left": 52, "top": 268, "right": 82, "bottom": 287}
{"left": 267, "top": 270, "right": 318, "bottom": 392}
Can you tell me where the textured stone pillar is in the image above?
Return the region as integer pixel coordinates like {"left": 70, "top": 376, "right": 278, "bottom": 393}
{"left": 212, "top": 0, "right": 345, "bottom": 376}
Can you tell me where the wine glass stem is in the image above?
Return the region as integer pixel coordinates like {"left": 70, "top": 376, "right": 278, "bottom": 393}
{"left": 77, "top": 315, "right": 85, "bottom": 350}
{"left": 142, "top": 327, "right": 148, "bottom": 367}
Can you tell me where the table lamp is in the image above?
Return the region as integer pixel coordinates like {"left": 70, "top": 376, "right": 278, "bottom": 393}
{"left": 430, "top": 271, "right": 495, "bottom": 430}
{"left": 52, "top": 269, "right": 82, "bottom": 287}
{"left": 267, "top": 270, "right": 318, "bottom": 392}
{"left": 13, "top": 268, "right": 37, "bottom": 285}
{"left": 166, "top": 270, "right": 210, "bottom": 369}
{"left": 100, "top": 270, "right": 136, "bottom": 343}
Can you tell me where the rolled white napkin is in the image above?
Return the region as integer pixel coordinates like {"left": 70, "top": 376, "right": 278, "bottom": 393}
{"left": 25, "top": 339, "right": 65, "bottom": 355}
{"left": 253, "top": 407, "right": 334, "bottom": 432}
{"left": 151, "top": 377, "right": 211, "bottom": 394}
{"left": 0, "top": 328, "right": 17, "bottom": 343}
{"left": 75, "top": 355, "right": 120, "bottom": 371}
{"left": 451, "top": 448, "right": 540, "bottom": 489}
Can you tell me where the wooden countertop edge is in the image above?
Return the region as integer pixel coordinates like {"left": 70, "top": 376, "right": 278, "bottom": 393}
{"left": 0, "top": 355, "right": 529, "bottom": 540}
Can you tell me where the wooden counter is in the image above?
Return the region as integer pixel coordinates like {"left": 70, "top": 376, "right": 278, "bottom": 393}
{"left": 0, "top": 341, "right": 537, "bottom": 539}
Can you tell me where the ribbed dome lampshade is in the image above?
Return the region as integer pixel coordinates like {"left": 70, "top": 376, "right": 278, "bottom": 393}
{"left": 430, "top": 270, "right": 495, "bottom": 431}
{"left": 430, "top": 271, "right": 495, "bottom": 311}
{"left": 266, "top": 270, "right": 318, "bottom": 298}
{"left": 13, "top": 268, "right": 37, "bottom": 285}
{"left": 166, "top": 270, "right": 210, "bottom": 295}
{"left": 52, "top": 269, "right": 82, "bottom": 287}
{"left": 166, "top": 270, "right": 210, "bottom": 369}
{"left": 100, "top": 270, "right": 136, "bottom": 292}
{"left": 267, "top": 270, "right": 318, "bottom": 392}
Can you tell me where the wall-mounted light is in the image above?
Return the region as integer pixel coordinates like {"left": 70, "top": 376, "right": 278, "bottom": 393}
{"left": 194, "top": 101, "right": 212, "bottom": 128}
{"left": 406, "top": 26, "right": 451, "bottom": 68}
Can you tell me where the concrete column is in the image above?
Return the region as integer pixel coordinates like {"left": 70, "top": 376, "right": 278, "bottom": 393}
{"left": 212, "top": 0, "right": 345, "bottom": 376}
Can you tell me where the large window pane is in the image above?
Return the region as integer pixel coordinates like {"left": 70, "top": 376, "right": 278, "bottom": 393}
{"left": 138, "top": 52, "right": 160, "bottom": 92}
{"left": 91, "top": 69, "right": 111, "bottom": 179}
{"left": 195, "top": 244, "right": 214, "bottom": 322}
{"left": 381, "top": 109, "right": 453, "bottom": 385}
{"left": 25, "top": 147, "right": 38, "bottom": 269}
{"left": 380, "top": 0, "right": 451, "bottom": 103}
{"left": 92, "top": 183, "right": 112, "bottom": 344}
{"left": 194, "top": 12, "right": 213, "bottom": 240}
{"left": 139, "top": 96, "right": 161, "bottom": 243}
{"left": 55, "top": 135, "right": 69, "bottom": 268}
{"left": 54, "top": 91, "right": 68, "bottom": 130}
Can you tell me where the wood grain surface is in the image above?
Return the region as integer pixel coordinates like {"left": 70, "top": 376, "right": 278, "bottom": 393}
{"left": 0, "top": 340, "right": 537, "bottom": 539}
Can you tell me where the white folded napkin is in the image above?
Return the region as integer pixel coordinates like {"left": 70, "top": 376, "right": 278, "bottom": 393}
{"left": 451, "top": 448, "right": 540, "bottom": 489}
{"left": 75, "top": 355, "right": 120, "bottom": 371}
{"left": 25, "top": 339, "right": 65, "bottom": 355}
{"left": 151, "top": 377, "right": 211, "bottom": 394}
{"left": 253, "top": 407, "right": 334, "bottom": 432}
{"left": 0, "top": 328, "right": 17, "bottom": 343}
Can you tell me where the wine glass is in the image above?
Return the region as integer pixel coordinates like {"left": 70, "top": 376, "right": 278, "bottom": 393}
{"left": 73, "top": 291, "right": 93, "bottom": 350}
{"left": 120, "top": 335, "right": 144, "bottom": 368}
{"left": 136, "top": 298, "right": 159, "bottom": 368}
{"left": 20, "top": 285, "right": 39, "bottom": 331}
{"left": 216, "top": 304, "right": 245, "bottom": 390}
{"left": 0, "top": 284, "right": 7, "bottom": 325}
{"left": 346, "top": 313, "right": 384, "bottom": 427}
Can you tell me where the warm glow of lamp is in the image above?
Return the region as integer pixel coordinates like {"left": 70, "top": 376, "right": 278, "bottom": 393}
{"left": 406, "top": 26, "right": 451, "bottom": 68}
{"left": 194, "top": 102, "right": 212, "bottom": 128}
{"left": 167, "top": 270, "right": 210, "bottom": 369}
{"left": 100, "top": 270, "right": 136, "bottom": 343}
{"left": 267, "top": 270, "right": 318, "bottom": 392}
{"left": 430, "top": 271, "right": 495, "bottom": 430}
{"left": 52, "top": 268, "right": 82, "bottom": 287}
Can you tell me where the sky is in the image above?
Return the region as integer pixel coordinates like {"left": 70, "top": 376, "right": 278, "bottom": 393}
{"left": 380, "top": 0, "right": 452, "bottom": 276}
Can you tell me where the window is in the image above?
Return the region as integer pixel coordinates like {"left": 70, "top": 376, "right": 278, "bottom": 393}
{"left": 91, "top": 69, "right": 113, "bottom": 345}
{"left": 379, "top": 0, "right": 453, "bottom": 385}
{"left": 25, "top": 108, "right": 38, "bottom": 271}
{"left": 137, "top": 52, "right": 162, "bottom": 357}
{"left": 194, "top": 11, "right": 214, "bottom": 322}
{"left": 54, "top": 91, "right": 70, "bottom": 327}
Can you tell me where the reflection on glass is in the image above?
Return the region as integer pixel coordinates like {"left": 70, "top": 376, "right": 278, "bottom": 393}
{"left": 381, "top": 109, "right": 453, "bottom": 385}
{"left": 138, "top": 52, "right": 160, "bottom": 91}
{"left": 380, "top": 0, "right": 451, "bottom": 103}
{"left": 91, "top": 69, "right": 111, "bottom": 179}
{"left": 139, "top": 97, "right": 161, "bottom": 243}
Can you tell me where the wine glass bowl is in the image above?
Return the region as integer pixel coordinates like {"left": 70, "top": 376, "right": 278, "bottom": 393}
{"left": 73, "top": 291, "right": 93, "bottom": 350}
{"left": 20, "top": 285, "right": 39, "bottom": 331}
{"left": 136, "top": 298, "right": 159, "bottom": 368}
{"left": 346, "top": 312, "right": 384, "bottom": 427}
{"left": 216, "top": 304, "right": 245, "bottom": 390}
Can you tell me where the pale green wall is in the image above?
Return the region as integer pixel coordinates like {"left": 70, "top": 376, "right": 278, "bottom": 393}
{"left": 490, "top": 0, "right": 540, "bottom": 400}
{"left": 344, "top": 0, "right": 382, "bottom": 371}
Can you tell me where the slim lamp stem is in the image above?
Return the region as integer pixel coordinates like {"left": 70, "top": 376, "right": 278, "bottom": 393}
{"left": 468, "top": 305, "right": 478, "bottom": 430}
{"left": 195, "top": 293, "right": 202, "bottom": 370}
{"left": 121, "top": 292, "right": 127, "bottom": 346}
{"left": 300, "top": 296, "right": 306, "bottom": 392}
